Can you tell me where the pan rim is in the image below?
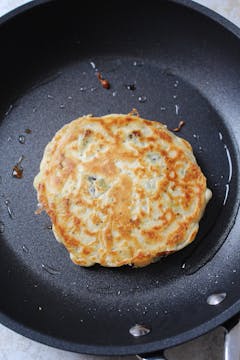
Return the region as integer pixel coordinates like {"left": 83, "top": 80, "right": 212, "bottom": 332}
{"left": 0, "top": 0, "right": 240, "bottom": 355}
{"left": 1, "top": 299, "right": 240, "bottom": 355}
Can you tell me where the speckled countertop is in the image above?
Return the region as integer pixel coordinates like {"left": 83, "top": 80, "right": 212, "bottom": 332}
{"left": 0, "top": 1, "right": 240, "bottom": 359}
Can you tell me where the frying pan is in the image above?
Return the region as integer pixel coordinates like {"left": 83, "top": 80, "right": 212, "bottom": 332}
{"left": 0, "top": 0, "right": 240, "bottom": 359}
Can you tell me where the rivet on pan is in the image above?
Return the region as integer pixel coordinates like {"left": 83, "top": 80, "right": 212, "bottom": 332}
{"left": 129, "top": 324, "right": 151, "bottom": 337}
{"left": 207, "top": 293, "right": 226, "bottom": 306}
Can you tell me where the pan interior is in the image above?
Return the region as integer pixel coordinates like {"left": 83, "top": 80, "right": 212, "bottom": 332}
{"left": 0, "top": 0, "right": 240, "bottom": 354}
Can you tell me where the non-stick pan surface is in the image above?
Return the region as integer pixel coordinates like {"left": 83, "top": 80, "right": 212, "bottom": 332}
{"left": 0, "top": 0, "right": 240, "bottom": 356}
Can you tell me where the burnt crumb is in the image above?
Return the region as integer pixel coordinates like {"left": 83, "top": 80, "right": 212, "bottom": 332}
{"left": 172, "top": 120, "right": 185, "bottom": 132}
{"left": 96, "top": 72, "right": 110, "bottom": 89}
{"left": 12, "top": 165, "right": 23, "bottom": 178}
{"left": 25, "top": 128, "right": 32, "bottom": 134}
{"left": 12, "top": 156, "right": 24, "bottom": 179}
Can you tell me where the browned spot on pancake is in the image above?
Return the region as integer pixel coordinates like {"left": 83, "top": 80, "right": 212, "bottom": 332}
{"left": 154, "top": 128, "right": 172, "bottom": 142}
{"left": 84, "top": 156, "right": 118, "bottom": 179}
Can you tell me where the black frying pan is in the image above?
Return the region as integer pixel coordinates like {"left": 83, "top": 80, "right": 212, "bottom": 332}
{"left": 0, "top": 0, "right": 240, "bottom": 358}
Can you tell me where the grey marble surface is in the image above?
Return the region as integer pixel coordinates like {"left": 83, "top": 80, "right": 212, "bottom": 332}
{"left": 0, "top": 1, "right": 239, "bottom": 359}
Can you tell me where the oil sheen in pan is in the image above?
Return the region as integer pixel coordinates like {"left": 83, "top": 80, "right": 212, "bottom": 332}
{"left": 181, "top": 130, "right": 235, "bottom": 274}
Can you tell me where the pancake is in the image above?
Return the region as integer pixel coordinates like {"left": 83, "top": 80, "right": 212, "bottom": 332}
{"left": 33, "top": 113, "right": 212, "bottom": 267}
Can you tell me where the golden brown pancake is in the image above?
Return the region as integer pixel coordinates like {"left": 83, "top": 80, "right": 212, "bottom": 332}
{"left": 34, "top": 113, "right": 212, "bottom": 267}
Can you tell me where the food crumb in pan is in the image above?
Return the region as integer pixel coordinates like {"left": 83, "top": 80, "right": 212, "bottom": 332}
{"left": 47, "top": 94, "right": 54, "bottom": 99}
{"left": 112, "top": 91, "right": 117, "bottom": 97}
{"left": 80, "top": 87, "right": 87, "bottom": 92}
{"left": 25, "top": 128, "right": 32, "bottom": 134}
{"left": 160, "top": 106, "right": 166, "bottom": 111}
{"left": 38, "top": 306, "right": 42, "bottom": 311}
{"left": 12, "top": 155, "right": 24, "bottom": 179}
{"left": 12, "top": 164, "right": 23, "bottom": 179}
{"left": 96, "top": 72, "right": 110, "bottom": 89}
{"left": 172, "top": 120, "right": 185, "bottom": 132}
